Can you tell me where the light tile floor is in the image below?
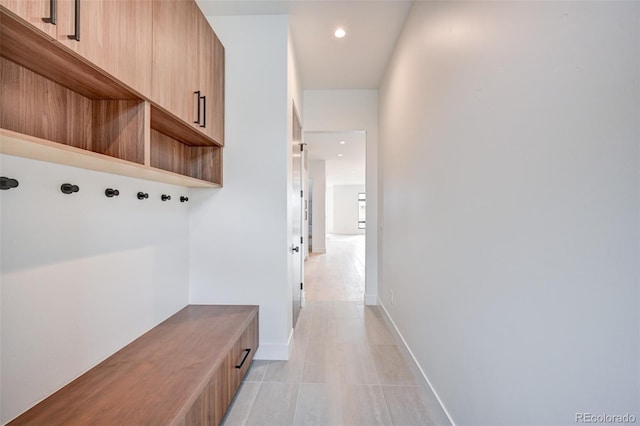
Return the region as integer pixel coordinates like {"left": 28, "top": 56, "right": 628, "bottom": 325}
{"left": 222, "top": 235, "right": 451, "bottom": 426}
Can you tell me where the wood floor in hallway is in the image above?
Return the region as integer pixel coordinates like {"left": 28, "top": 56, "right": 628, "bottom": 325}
{"left": 305, "top": 234, "right": 365, "bottom": 302}
{"left": 221, "top": 234, "right": 451, "bottom": 426}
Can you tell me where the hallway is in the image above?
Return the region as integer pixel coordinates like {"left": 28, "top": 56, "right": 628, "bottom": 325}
{"left": 305, "top": 234, "right": 365, "bottom": 302}
{"left": 221, "top": 235, "right": 451, "bottom": 425}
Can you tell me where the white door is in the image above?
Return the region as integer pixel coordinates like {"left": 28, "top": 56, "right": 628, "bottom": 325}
{"left": 291, "top": 103, "right": 303, "bottom": 327}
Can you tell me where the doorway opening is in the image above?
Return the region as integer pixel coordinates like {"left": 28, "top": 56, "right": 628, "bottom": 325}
{"left": 303, "top": 130, "right": 367, "bottom": 303}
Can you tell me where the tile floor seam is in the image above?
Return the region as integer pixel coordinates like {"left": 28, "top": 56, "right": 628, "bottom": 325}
{"left": 291, "top": 383, "right": 303, "bottom": 426}
{"left": 239, "top": 382, "right": 262, "bottom": 426}
{"left": 364, "top": 337, "right": 383, "bottom": 386}
{"left": 379, "top": 383, "right": 397, "bottom": 426}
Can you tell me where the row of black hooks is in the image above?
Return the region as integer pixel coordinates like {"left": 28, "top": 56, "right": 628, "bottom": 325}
{"left": 1, "top": 176, "right": 189, "bottom": 202}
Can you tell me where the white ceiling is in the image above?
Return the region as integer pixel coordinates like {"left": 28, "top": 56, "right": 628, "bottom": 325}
{"left": 196, "top": 0, "right": 413, "bottom": 89}
{"left": 196, "top": 0, "right": 407, "bottom": 184}
{"left": 305, "top": 131, "right": 366, "bottom": 186}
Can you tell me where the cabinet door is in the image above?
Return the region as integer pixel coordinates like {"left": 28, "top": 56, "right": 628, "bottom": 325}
{"left": 0, "top": 0, "right": 57, "bottom": 38}
{"left": 184, "top": 357, "right": 230, "bottom": 426}
{"left": 54, "top": 0, "right": 152, "bottom": 96}
{"left": 152, "top": 0, "right": 199, "bottom": 126}
{"left": 228, "top": 313, "right": 259, "bottom": 391}
{"left": 197, "top": 13, "right": 224, "bottom": 145}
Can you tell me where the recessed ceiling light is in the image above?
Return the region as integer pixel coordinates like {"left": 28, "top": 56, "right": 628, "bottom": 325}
{"left": 338, "top": 154, "right": 343, "bottom": 157}
{"left": 339, "top": 140, "right": 346, "bottom": 145}
{"left": 334, "top": 28, "right": 346, "bottom": 38}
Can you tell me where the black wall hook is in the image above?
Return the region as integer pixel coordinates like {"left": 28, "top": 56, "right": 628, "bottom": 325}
{"left": 137, "top": 192, "right": 149, "bottom": 200}
{"left": 0, "top": 177, "right": 19, "bottom": 190}
{"left": 61, "top": 183, "right": 79, "bottom": 194}
{"left": 105, "top": 188, "right": 120, "bottom": 198}
{"left": 161, "top": 194, "right": 171, "bottom": 202}
{"left": 180, "top": 196, "right": 189, "bottom": 203}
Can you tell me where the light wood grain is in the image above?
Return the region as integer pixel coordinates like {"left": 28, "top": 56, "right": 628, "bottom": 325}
{"left": 150, "top": 129, "right": 188, "bottom": 176}
{"left": 8, "top": 305, "right": 258, "bottom": 426}
{"left": 0, "top": 57, "right": 92, "bottom": 149}
{"left": 93, "top": 100, "right": 145, "bottom": 164}
{"left": 58, "top": 0, "right": 153, "bottom": 97}
{"left": 191, "top": 145, "right": 222, "bottom": 185}
{"left": 1, "top": 2, "right": 225, "bottom": 187}
{"left": 151, "top": 0, "right": 199, "bottom": 125}
{"left": 150, "top": 104, "right": 222, "bottom": 147}
{"left": 0, "top": 129, "right": 219, "bottom": 188}
{"left": 151, "top": 129, "right": 223, "bottom": 185}
{"left": 0, "top": 0, "right": 56, "bottom": 38}
{"left": 198, "top": 12, "right": 224, "bottom": 145}
{"left": 1, "top": 58, "right": 146, "bottom": 163}
{"left": 0, "top": 6, "right": 139, "bottom": 99}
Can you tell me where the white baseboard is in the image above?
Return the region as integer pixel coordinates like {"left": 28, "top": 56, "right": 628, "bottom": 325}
{"left": 364, "top": 293, "right": 378, "bottom": 305}
{"left": 377, "top": 298, "right": 456, "bottom": 426}
{"left": 311, "top": 248, "right": 326, "bottom": 254}
{"left": 254, "top": 329, "right": 294, "bottom": 360}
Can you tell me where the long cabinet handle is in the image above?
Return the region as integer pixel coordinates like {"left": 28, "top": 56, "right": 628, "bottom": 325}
{"left": 194, "top": 90, "right": 201, "bottom": 124}
{"left": 68, "top": 0, "right": 80, "bottom": 41}
{"left": 235, "top": 348, "right": 251, "bottom": 369}
{"left": 200, "top": 95, "right": 206, "bottom": 128}
{"left": 42, "top": 0, "right": 57, "bottom": 24}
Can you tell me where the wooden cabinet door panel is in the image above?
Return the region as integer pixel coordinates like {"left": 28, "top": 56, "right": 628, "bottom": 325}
{"left": 152, "top": 0, "right": 199, "bottom": 125}
{"left": 55, "top": 0, "right": 152, "bottom": 96}
{"left": 197, "top": 13, "right": 224, "bottom": 144}
{"left": 1, "top": 0, "right": 57, "bottom": 38}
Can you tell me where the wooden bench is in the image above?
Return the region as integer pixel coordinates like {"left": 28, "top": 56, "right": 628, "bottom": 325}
{"left": 9, "top": 305, "right": 259, "bottom": 426}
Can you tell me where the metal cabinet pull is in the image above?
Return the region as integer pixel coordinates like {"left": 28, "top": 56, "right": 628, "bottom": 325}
{"left": 200, "top": 95, "right": 206, "bottom": 128}
{"left": 68, "top": 0, "right": 80, "bottom": 41}
{"left": 194, "top": 90, "right": 201, "bottom": 124}
{"left": 194, "top": 92, "right": 206, "bottom": 128}
{"left": 42, "top": 0, "right": 57, "bottom": 24}
{"left": 235, "top": 348, "right": 251, "bottom": 369}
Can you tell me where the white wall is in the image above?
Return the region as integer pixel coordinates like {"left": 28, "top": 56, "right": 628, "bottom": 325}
{"left": 0, "top": 155, "right": 189, "bottom": 423}
{"left": 303, "top": 90, "right": 378, "bottom": 304}
{"left": 309, "top": 160, "right": 326, "bottom": 253}
{"left": 189, "top": 15, "right": 296, "bottom": 360}
{"left": 378, "top": 2, "right": 640, "bottom": 425}
{"left": 331, "top": 185, "right": 365, "bottom": 235}
{"left": 326, "top": 185, "right": 334, "bottom": 235}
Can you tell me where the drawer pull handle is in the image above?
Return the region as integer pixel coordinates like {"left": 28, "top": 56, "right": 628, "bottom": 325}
{"left": 200, "top": 95, "right": 206, "bottom": 128}
{"left": 235, "top": 348, "right": 251, "bottom": 369}
{"left": 68, "top": 0, "right": 80, "bottom": 41}
{"left": 42, "top": 0, "right": 57, "bottom": 25}
{"left": 194, "top": 91, "right": 201, "bottom": 124}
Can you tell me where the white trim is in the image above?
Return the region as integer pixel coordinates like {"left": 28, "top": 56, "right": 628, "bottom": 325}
{"left": 254, "top": 329, "right": 294, "bottom": 360}
{"left": 364, "top": 293, "right": 378, "bottom": 305}
{"left": 377, "top": 298, "right": 456, "bottom": 426}
{"left": 311, "top": 248, "right": 326, "bottom": 254}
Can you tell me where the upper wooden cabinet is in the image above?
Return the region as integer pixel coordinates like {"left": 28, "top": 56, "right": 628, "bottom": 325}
{"left": 0, "top": 0, "right": 224, "bottom": 187}
{"left": 57, "top": 0, "right": 153, "bottom": 96}
{"left": 198, "top": 12, "right": 225, "bottom": 145}
{"left": 152, "top": 0, "right": 224, "bottom": 145}
{"left": 0, "top": 1, "right": 153, "bottom": 96}
{"left": 151, "top": 0, "right": 199, "bottom": 127}
{"left": 0, "top": 0, "right": 57, "bottom": 38}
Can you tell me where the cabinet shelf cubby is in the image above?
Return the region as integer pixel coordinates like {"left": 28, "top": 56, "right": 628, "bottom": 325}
{"left": 0, "top": 4, "right": 223, "bottom": 188}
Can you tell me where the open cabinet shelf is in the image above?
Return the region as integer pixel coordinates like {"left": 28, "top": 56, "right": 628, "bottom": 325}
{"left": 150, "top": 130, "right": 223, "bottom": 185}
{"left": 0, "top": 5, "right": 223, "bottom": 187}
{"left": 0, "top": 129, "right": 219, "bottom": 188}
